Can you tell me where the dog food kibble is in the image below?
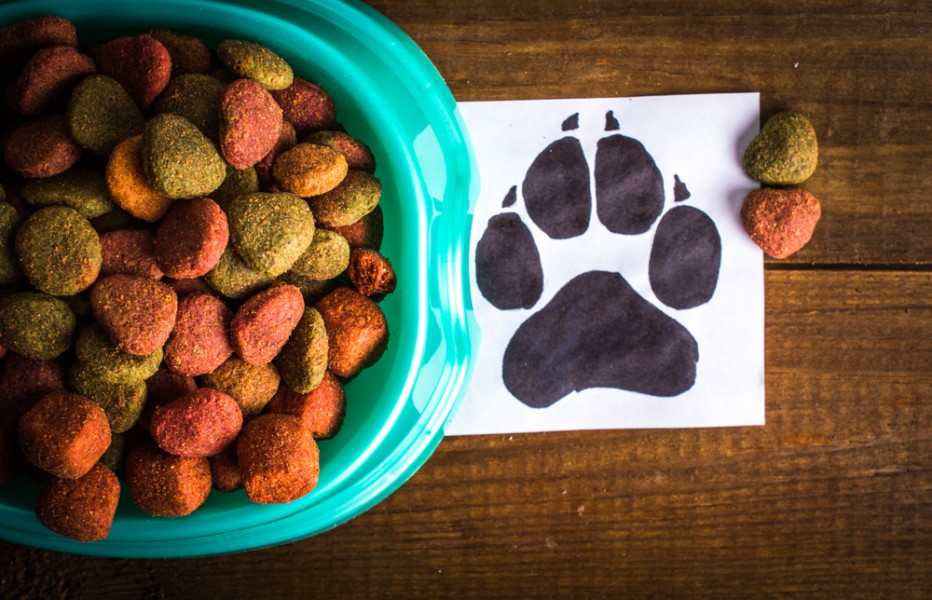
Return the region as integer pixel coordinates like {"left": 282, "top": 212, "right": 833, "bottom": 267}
{"left": 150, "top": 388, "right": 242, "bottom": 458}
{"left": 0, "top": 19, "right": 392, "bottom": 541}
{"left": 18, "top": 392, "right": 111, "bottom": 479}
{"left": 36, "top": 462, "right": 120, "bottom": 542}
{"left": 237, "top": 413, "right": 319, "bottom": 504}
{"left": 230, "top": 283, "right": 304, "bottom": 366}
{"left": 741, "top": 187, "right": 822, "bottom": 259}
{"left": 125, "top": 444, "right": 211, "bottom": 517}
{"left": 743, "top": 111, "right": 818, "bottom": 186}
{"left": 15, "top": 206, "right": 102, "bottom": 296}
{"left": 164, "top": 292, "right": 234, "bottom": 376}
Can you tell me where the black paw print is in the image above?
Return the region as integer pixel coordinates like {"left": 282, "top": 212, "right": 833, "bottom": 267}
{"left": 474, "top": 111, "right": 722, "bottom": 408}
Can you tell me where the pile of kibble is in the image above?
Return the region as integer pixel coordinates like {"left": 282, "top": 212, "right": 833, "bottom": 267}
{"left": 0, "top": 15, "right": 397, "bottom": 542}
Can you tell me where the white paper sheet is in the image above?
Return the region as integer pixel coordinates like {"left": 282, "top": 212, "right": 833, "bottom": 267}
{"left": 446, "top": 93, "right": 764, "bottom": 436}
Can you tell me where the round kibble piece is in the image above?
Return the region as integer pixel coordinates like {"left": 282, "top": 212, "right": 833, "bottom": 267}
{"left": 219, "top": 78, "right": 283, "bottom": 169}
{"left": 106, "top": 134, "right": 173, "bottom": 222}
{"left": 266, "top": 371, "right": 345, "bottom": 439}
{"left": 125, "top": 444, "right": 211, "bottom": 517}
{"left": 305, "top": 130, "right": 376, "bottom": 173}
{"left": 148, "top": 29, "right": 213, "bottom": 76}
{"left": 150, "top": 388, "right": 243, "bottom": 458}
{"left": 308, "top": 169, "right": 381, "bottom": 228}
{"left": 21, "top": 166, "right": 114, "bottom": 219}
{"left": 15, "top": 206, "right": 101, "bottom": 296}
{"left": 216, "top": 39, "right": 293, "bottom": 91}
{"left": 204, "top": 246, "right": 274, "bottom": 300}
{"left": 272, "top": 143, "right": 347, "bottom": 197}
{"left": 36, "top": 462, "right": 120, "bottom": 542}
{"left": 68, "top": 363, "right": 148, "bottom": 433}
{"left": 315, "top": 287, "right": 388, "bottom": 379}
{"left": 227, "top": 192, "right": 315, "bottom": 277}
{"left": 0, "top": 16, "right": 77, "bottom": 65}
{"left": 0, "top": 202, "right": 23, "bottom": 284}
{"left": 274, "top": 307, "right": 328, "bottom": 394}
{"left": 271, "top": 78, "right": 336, "bottom": 136}
{"left": 90, "top": 274, "right": 178, "bottom": 355}
{"left": 99, "top": 228, "right": 164, "bottom": 279}
{"left": 741, "top": 187, "right": 822, "bottom": 259}
{"left": 4, "top": 114, "right": 82, "bottom": 178}
{"left": 348, "top": 247, "right": 397, "bottom": 299}
{"left": 743, "top": 111, "right": 818, "bottom": 186}
{"left": 143, "top": 113, "right": 227, "bottom": 200}
{"left": 164, "top": 292, "right": 234, "bottom": 376}
{"left": 237, "top": 413, "right": 319, "bottom": 504}
{"left": 151, "top": 73, "right": 224, "bottom": 140}
{"left": 155, "top": 198, "right": 229, "bottom": 279}
{"left": 18, "top": 392, "right": 111, "bottom": 479}
{"left": 230, "top": 283, "right": 304, "bottom": 365}
{"left": 93, "top": 34, "right": 172, "bottom": 110}
{"left": 289, "top": 229, "right": 350, "bottom": 281}
{"left": 67, "top": 74, "right": 146, "bottom": 157}
{"left": 0, "top": 292, "right": 75, "bottom": 360}
{"left": 200, "top": 356, "right": 280, "bottom": 419}
{"left": 13, "top": 45, "right": 96, "bottom": 116}
{"left": 75, "top": 323, "right": 163, "bottom": 384}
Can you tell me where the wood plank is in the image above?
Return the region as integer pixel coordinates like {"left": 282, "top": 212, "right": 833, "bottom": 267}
{"left": 1, "top": 271, "right": 929, "bottom": 598}
{"left": 365, "top": 0, "right": 932, "bottom": 266}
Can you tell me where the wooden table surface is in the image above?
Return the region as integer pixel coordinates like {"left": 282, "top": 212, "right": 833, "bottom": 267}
{"left": 2, "top": 1, "right": 931, "bottom": 598}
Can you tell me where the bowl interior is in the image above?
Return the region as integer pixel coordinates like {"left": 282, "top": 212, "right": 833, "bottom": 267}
{"left": 0, "top": 0, "right": 476, "bottom": 556}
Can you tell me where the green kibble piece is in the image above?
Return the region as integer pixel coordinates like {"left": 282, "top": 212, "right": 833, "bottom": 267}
{"left": 75, "top": 323, "right": 163, "bottom": 383}
{"left": 278, "top": 269, "right": 334, "bottom": 305}
{"left": 0, "top": 292, "right": 75, "bottom": 359}
{"left": 200, "top": 356, "right": 280, "bottom": 419}
{"left": 212, "top": 166, "right": 259, "bottom": 212}
{"left": 15, "top": 206, "right": 102, "bottom": 296}
{"left": 289, "top": 229, "right": 349, "bottom": 281}
{"left": 274, "top": 307, "right": 328, "bottom": 394}
{"left": 151, "top": 73, "right": 225, "bottom": 140}
{"left": 0, "top": 202, "right": 22, "bottom": 285}
{"left": 21, "top": 165, "right": 114, "bottom": 219}
{"left": 143, "top": 113, "right": 227, "bottom": 199}
{"left": 205, "top": 245, "right": 275, "bottom": 300}
{"left": 67, "top": 75, "right": 146, "bottom": 156}
{"left": 743, "top": 111, "right": 818, "bottom": 186}
{"left": 216, "top": 39, "right": 293, "bottom": 91}
{"left": 308, "top": 169, "right": 381, "bottom": 228}
{"left": 69, "top": 362, "right": 147, "bottom": 433}
{"left": 227, "top": 192, "right": 315, "bottom": 277}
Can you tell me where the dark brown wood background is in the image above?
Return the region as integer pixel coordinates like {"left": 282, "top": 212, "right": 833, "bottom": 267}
{"left": 2, "top": 1, "right": 930, "bottom": 598}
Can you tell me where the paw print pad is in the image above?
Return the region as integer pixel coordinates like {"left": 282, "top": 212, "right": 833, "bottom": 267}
{"left": 475, "top": 112, "right": 722, "bottom": 408}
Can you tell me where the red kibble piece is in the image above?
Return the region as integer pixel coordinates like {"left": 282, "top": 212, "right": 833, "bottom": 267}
{"left": 219, "top": 78, "right": 283, "bottom": 170}
{"left": 18, "top": 392, "right": 111, "bottom": 479}
{"left": 271, "top": 77, "right": 336, "bottom": 136}
{"left": 0, "top": 16, "right": 77, "bottom": 65}
{"left": 266, "top": 371, "right": 345, "bottom": 439}
{"left": 4, "top": 114, "right": 82, "bottom": 178}
{"left": 150, "top": 388, "right": 243, "bottom": 458}
{"left": 93, "top": 34, "right": 172, "bottom": 110}
{"left": 740, "top": 187, "right": 822, "bottom": 259}
{"left": 347, "top": 247, "right": 396, "bottom": 299}
{"left": 164, "top": 292, "right": 234, "bottom": 376}
{"left": 154, "top": 198, "right": 229, "bottom": 279}
{"left": 230, "top": 283, "right": 304, "bottom": 365}
{"left": 12, "top": 45, "right": 96, "bottom": 116}
{"left": 90, "top": 274, "right": 178, "bottom": 355}
{"left": 140, "top": 367, "right": 198, "bottom": 430}
{"left": 99, "top": 228, "right": 164, "bottom": 280}
{"left": 36, "top": 462, "right": 120, "bottom": 542}
{"left": 208, "top": 443, "right": 242, "bottom": 492}
{"left": 125, "top": 444, "right": 211, "bottom": 517}
{"left": 0, "top": 353, "right": 66, "bottom": 425}
{"left": 237, "top": 413, "right": 319, "bottom": 504}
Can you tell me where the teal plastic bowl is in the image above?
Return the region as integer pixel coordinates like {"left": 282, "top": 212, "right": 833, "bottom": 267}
{"left": 0, "top": 0, "right": 477, "bottom": 557}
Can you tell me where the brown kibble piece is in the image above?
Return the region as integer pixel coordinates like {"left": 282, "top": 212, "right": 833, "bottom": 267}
{"left": 237, "top": 413, "right": 319, "bottom": 504}
{"left": 90, "top": 274, "right": 178, "bottom": 355}
{"left": 740, "top": 187, "right": 822, "bottom": 259}
{"left": 270, "top": 78, "right": 336, "bottom": 136}
{"left": 18, "top": 392, "right": 111, "bottom": 479}
{"left": 219, "top": 78, "right": 283, "bottom": 170}
{"left": 272, "top": 143, "right": 347, "bottom": 197}
{"left": 0, "top": 353, "right": 66, "bottom": 426}
{"left": 315, "top": 287, "right": 388, "bottom": 379}
{"left": 125, "top": 444, "right": 211, "bottom": 517}
{"left": 99, "top": 228, "right": 164, "bottom": 280}
{"left": 148, "top": 29, "right": 213, "bottom": 76}
{"left": 105, "top": 134, "right": 172, "bottom": 222}
{"left": 36, "top": 462, "right": 120, "bottom": 542}
{"left": 0, "top": 16, "right": 77, "bottom": 65}
{"left": 94, "top": 34, "right": 172, "bottom": 110}
{"left": 150, "top": 388, "right": 243, "bottom": 458}
{"left": 154, "top": 198, "right": 229, "bottom": 279}
{"left": 13, "top": 45, "right": 96, "bottom": 116}
{"left": 4, "top": 114, "right": 82, "bottom": 178}
{"left": 230, "top": 283, "right": 304, "bottom": 365}
{"left": 266, "top": 371, "right": 345, "bottom": 439}
{"left": 348, "top": 248, "right": 396, "bottom": 299}
{"left": 163, "top": 292, "right": 233, "bottom": 376}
